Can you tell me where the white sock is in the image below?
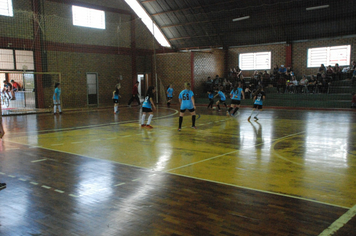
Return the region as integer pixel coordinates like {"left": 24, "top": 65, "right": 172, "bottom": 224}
{"left": 255, "top": 111, "right": 260, "bottom": 117}
{"left": 142, "top": 114, "right": 146, "bottom": 125}
{"left": 250, "top": 110, "right": 254, "bottom": 117}
{"left": 54, "top": 105, "right": 57, "bottom": 113}
{"left": 58, "top": 105, "right": 62, "bottom": 112}
{"left": 147, "top": 114, "right": 153, "bottom": 125}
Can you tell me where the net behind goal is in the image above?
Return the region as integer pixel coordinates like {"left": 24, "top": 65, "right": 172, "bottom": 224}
{"left": 0, "top": 71, "right": 61, "bottom": 115}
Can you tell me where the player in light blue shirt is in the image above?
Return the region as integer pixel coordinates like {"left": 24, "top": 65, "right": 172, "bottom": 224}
{"left": 207, "top": 90, "right": 214, "bottom": 109}
{"left": 166, "top": 84, "right": 174, "bottom": 107}
{"left": 141, "top": 86, "right": 156, "bottom": 128}
{"left": 228, "top": 83, "right": 244, "bottom": 116}
{"left": 213, "top": 87, "right": 227, "bottom": 112}
{"left": 112, "top": 83, "right": 121, "bottom": 114}
{"left": 53, "top": 82, "right": 62, "bottom": 115}
{"left": 248, "top": 86, "right": 266, "bottom": 121}
{"left": 178, "top": 82, "right": 196, "bottom": 131}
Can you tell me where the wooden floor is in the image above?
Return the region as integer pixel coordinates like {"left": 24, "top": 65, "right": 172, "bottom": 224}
{"left": 0, "top": 105, "right": 356, "bottom": 236}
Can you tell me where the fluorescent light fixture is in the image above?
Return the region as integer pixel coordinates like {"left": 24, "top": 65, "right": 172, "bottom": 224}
{"left": 306, "top": 5, "right": 329, "bottom": 11}
{"left": 232, "top": 16, "right": 250, "bottom": 22}
{"left": 124, "top": 0, "right": 171, "bottom": 47}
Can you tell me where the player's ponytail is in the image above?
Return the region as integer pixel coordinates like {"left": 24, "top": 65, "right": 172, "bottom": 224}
{"left": 146, "top": 86, "right": 155, "bottom": 96}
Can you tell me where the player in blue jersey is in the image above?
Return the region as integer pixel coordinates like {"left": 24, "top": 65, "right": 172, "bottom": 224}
{"left": 228, "top": 83, "right": 245, "bottom": 116}
{"left": 207, "top": 90, "right": 214, "bottom": 109}
{"left": 141, "top": 86, "right": 156, "bottom": 128}
{"left": 166, "top": 84, "right": 174, "bottom": 107}
{"left": 213, "top": 87, "right": 227, "bottom": 112}
{"left": 248, "top": 86, "right": 266, "bottom": 121}
{"left": 53, "top": 82, "right": 62, "bottom": 115}
{"left": 112, "top": 83, "right": 121, "bottom": 114}
{"left": 178, "top": 82, "right": 196, "bottom": 131}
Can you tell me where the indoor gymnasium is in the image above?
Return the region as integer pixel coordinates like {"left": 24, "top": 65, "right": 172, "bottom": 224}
{"left": 1, "top": 0, "right": 356, "bottom": 235}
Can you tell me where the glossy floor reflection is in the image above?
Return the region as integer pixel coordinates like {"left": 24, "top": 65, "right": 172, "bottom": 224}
{"left": 1, "top": 106, "right": 355, "bottom": 235}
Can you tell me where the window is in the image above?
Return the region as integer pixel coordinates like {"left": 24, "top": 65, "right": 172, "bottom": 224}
{"left": 72, "top": 5, "right": 105, "bottom": 29}
{"left": 0, "top": 49, "right": 14, "bottom": 70}
{"left": 0, "top": 49, "right": 34, "bottom": 71}
{"left": 0, "top": 0, "right": 13, "bottom": 17}
{"left": 239, "top": 52, "right": 271, "bottom": 70}
{"left": 307, "top": 45, "right": 351, "bottom": 67}
{"left": 15, "top": 50, "right": 34, "bottom": 70}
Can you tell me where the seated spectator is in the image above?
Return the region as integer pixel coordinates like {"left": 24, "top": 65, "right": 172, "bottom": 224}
{"left": 317, "top": 64, "right": 326, "bottom": 80}
{"left": 262, "top": 70, "right": 270, "bottom": 88}
{"left": 245, "top": 85, "right": 252, "bottom": 99}
{"left": 10, "top": 79, "right": 21, "bottom": 99}
{"left": 278, "top": 65, "right": 287, "bottom": 74}
{"left": 318, "top": 73, "right": 330, "bottom": 93}
{"left": 298, "top": 75, "right": 308, "bottom": 93}
{"left": 277, "top": 75, "right": 286, "bottom": 93}
{"left": 2, "top": 80, "right": 12, "bottom": 99}
{"left": 307, "top": 76, "right": 317, "bottom": 93}
{"left": 351, "top": 61, "right": 356, "bottom": 84}
{"left": 333, "top": 63, "right": 342, "bottom": 81}
{"left": 326, "top": 65, "right": 334, "bottom": 80}
{"left": 287, "top": 76, "right": 298, "bottom": 93}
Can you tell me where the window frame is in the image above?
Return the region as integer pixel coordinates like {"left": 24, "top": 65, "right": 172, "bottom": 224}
{"left": 0, "top": 0, "right": 13, "bottom": 17}
{"left": 239, "top": 51, "right": 271, "bottom": 70}
{"left": 307, "top": 45, "right": 351, "bottom": 68}
{"left": 0, "top": 49, "right": 34, "bottom": 71}
{"left": 72, "top": 5, "right": 106, "bottom": 30}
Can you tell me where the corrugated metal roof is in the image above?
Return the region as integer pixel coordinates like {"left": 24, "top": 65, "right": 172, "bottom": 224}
{"left": 138, "top": 0, "right": 356, "bottom": 50}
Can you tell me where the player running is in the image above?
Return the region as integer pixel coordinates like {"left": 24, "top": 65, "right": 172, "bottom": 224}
{"left": 228, "top": 82, "right": 245, "bottom": 117}
{"left": 248, "top": 86, "right": 266, "bottom": 121}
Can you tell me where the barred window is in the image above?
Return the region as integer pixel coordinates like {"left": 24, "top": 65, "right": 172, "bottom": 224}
{"left": 0, "top": 49, "right": 14, "bottom": 70}
{"left": 72, "top": 5, "right": 106, "bottom": 30}
{"left": 0, "top": 0, "right": 13, "bottom": 17}
{"left": 15, "top": 50, "right": 34, "bottom": 70}
{"left": 239, "top": 52, "right": 271, "bottom": 70}
{"left": 307, "top": 45, "right": 351, "bottom": 67}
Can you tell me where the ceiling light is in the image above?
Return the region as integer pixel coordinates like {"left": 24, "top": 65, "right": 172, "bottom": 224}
{"left": 306, "top": 5, "right": 329, "bottom": 11}
{"left": 232, "top": 16, "right": 250, "bottom": 22}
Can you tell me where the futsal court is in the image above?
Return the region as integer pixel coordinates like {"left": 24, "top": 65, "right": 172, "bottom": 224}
{"left": 0, "top": 105, "right": 355, "bottom": 235}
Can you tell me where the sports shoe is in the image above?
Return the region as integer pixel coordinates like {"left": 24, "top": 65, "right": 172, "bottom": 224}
{"left": 218, "top": 109, "right": 221, "bottom": 112}
{"left": 254, "top": 117, "right": 258, "bottom": 120}
{"left": 146, "top": 125, "right": 153, "bottom": 129}
{"left": 247, "top": 116, "right": 251, "bottom": 122}
{"left": 0, "top": 183, "right": 6, "bottom": 190}
{"left": 59, "top": 112, "right": 62, "bottom": 114}
{"left": 178, "top": 128, "right": 181, "bottom": 131}
{"left": 141, "top": 124, "right": 146, "bottom": 127}
{"left": 191, "top": 126, "right": 197, "bottom": 129}
{"left": 54, "top": 113, "right": 56, "bottom": 115}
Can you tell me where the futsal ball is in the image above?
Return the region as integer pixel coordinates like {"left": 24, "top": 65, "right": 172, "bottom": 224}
{"left": 213, "top": 107, "right": 216, "bottom": 110}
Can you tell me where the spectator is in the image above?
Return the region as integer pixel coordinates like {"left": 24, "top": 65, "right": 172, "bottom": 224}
{"left": 317, "top": 64, "right": 326, "bottom": 80}
{"left": 278, "top": 65, "right": 287, "bottom": 74}
{"left": 307, "top": 76, "right": 317, "bottom": 93}
{"left": 276, "top": 74, "right": 286, "bottom": 93}
{"left": 351, "top": 61, "right": 356, "bottom": 84}
{"left": 319, "top": 73, "right": 330, "bottom": 93}
{"left": 245, "top": 85, "right": 252, "bottom": 99}
{"left": 127, "top": 81, "right": 140, "bottom": 107}
{"left": 326, "top": 65, "right": 334, "bottom": 80}
{"left": 10, "top": 80, "right": 21, "bottom": 99}
{"left": 287, "top": 76, "right": 298, "bottom": 93}
{"left": 333, "top": 63, "right": 342, "bottom": 81}
{"left": 262, "top": 70, "right": 270, "bottom": 88}
{"left": 352, "top": 92, "right": 356, "bottom": 108}
{"left": 298, "top": 75, "right": 308, "bottom": 93}
{"left": 2, "top": 80, "right": 12, "bottom": 99}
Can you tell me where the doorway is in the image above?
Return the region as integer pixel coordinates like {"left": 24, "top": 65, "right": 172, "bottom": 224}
{"left": 86, "top": 73, "right": 98, "bottom": 106}
{"left": 137, "top": 74, "right": 147, "bottom": 102}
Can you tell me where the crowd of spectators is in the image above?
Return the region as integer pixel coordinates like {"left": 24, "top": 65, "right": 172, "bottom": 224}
{"left": 203, "top": 61, "right": 356, "bottom": 98}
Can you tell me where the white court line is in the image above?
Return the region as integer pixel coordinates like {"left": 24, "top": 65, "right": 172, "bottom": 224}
{"left": 51, "top": 143, "right": 64, "bottom": 146}
{"left": 71, "top": 141, "right": 83, "bottom": 144}
{"left": 319, "top": 204, "right": 356, "bottom": 235}
{"left": 114, "top": 183, "right": 126, "bottom": 186}
{"left": 31, "top": 158, "right": 47, "bottom": 163}
{"left": 41, "top": 185, "right": 51, "bottom": 189}
{"left": 19, "top": 178, "right": 27, "bottom": 181}
{"left": 69, "top": 194, "right": 78, "bottom": 197}
{"left": 30, "top": 182, "right": 38, "bottom": 185}
{"left": 55, "top": 189, "right": 65, "bottom": 194}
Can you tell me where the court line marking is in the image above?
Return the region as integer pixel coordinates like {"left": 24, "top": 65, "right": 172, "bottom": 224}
{"left": 4, "top": 123, "right": 351, "bottom": 211}
{"left": 319, "top": 204, "right": 356, "bottom": 235}
{"left": 11, "top": 108, "right": 179, "bottom": 135}
{"left": 166, "top": 171, "right": 350, "bottom": 210}
{"left": 167, "top": 131, "right": 306, "bottom": 172}
{"left": 31, "top": 158, "right": 47, "bottom": 163}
